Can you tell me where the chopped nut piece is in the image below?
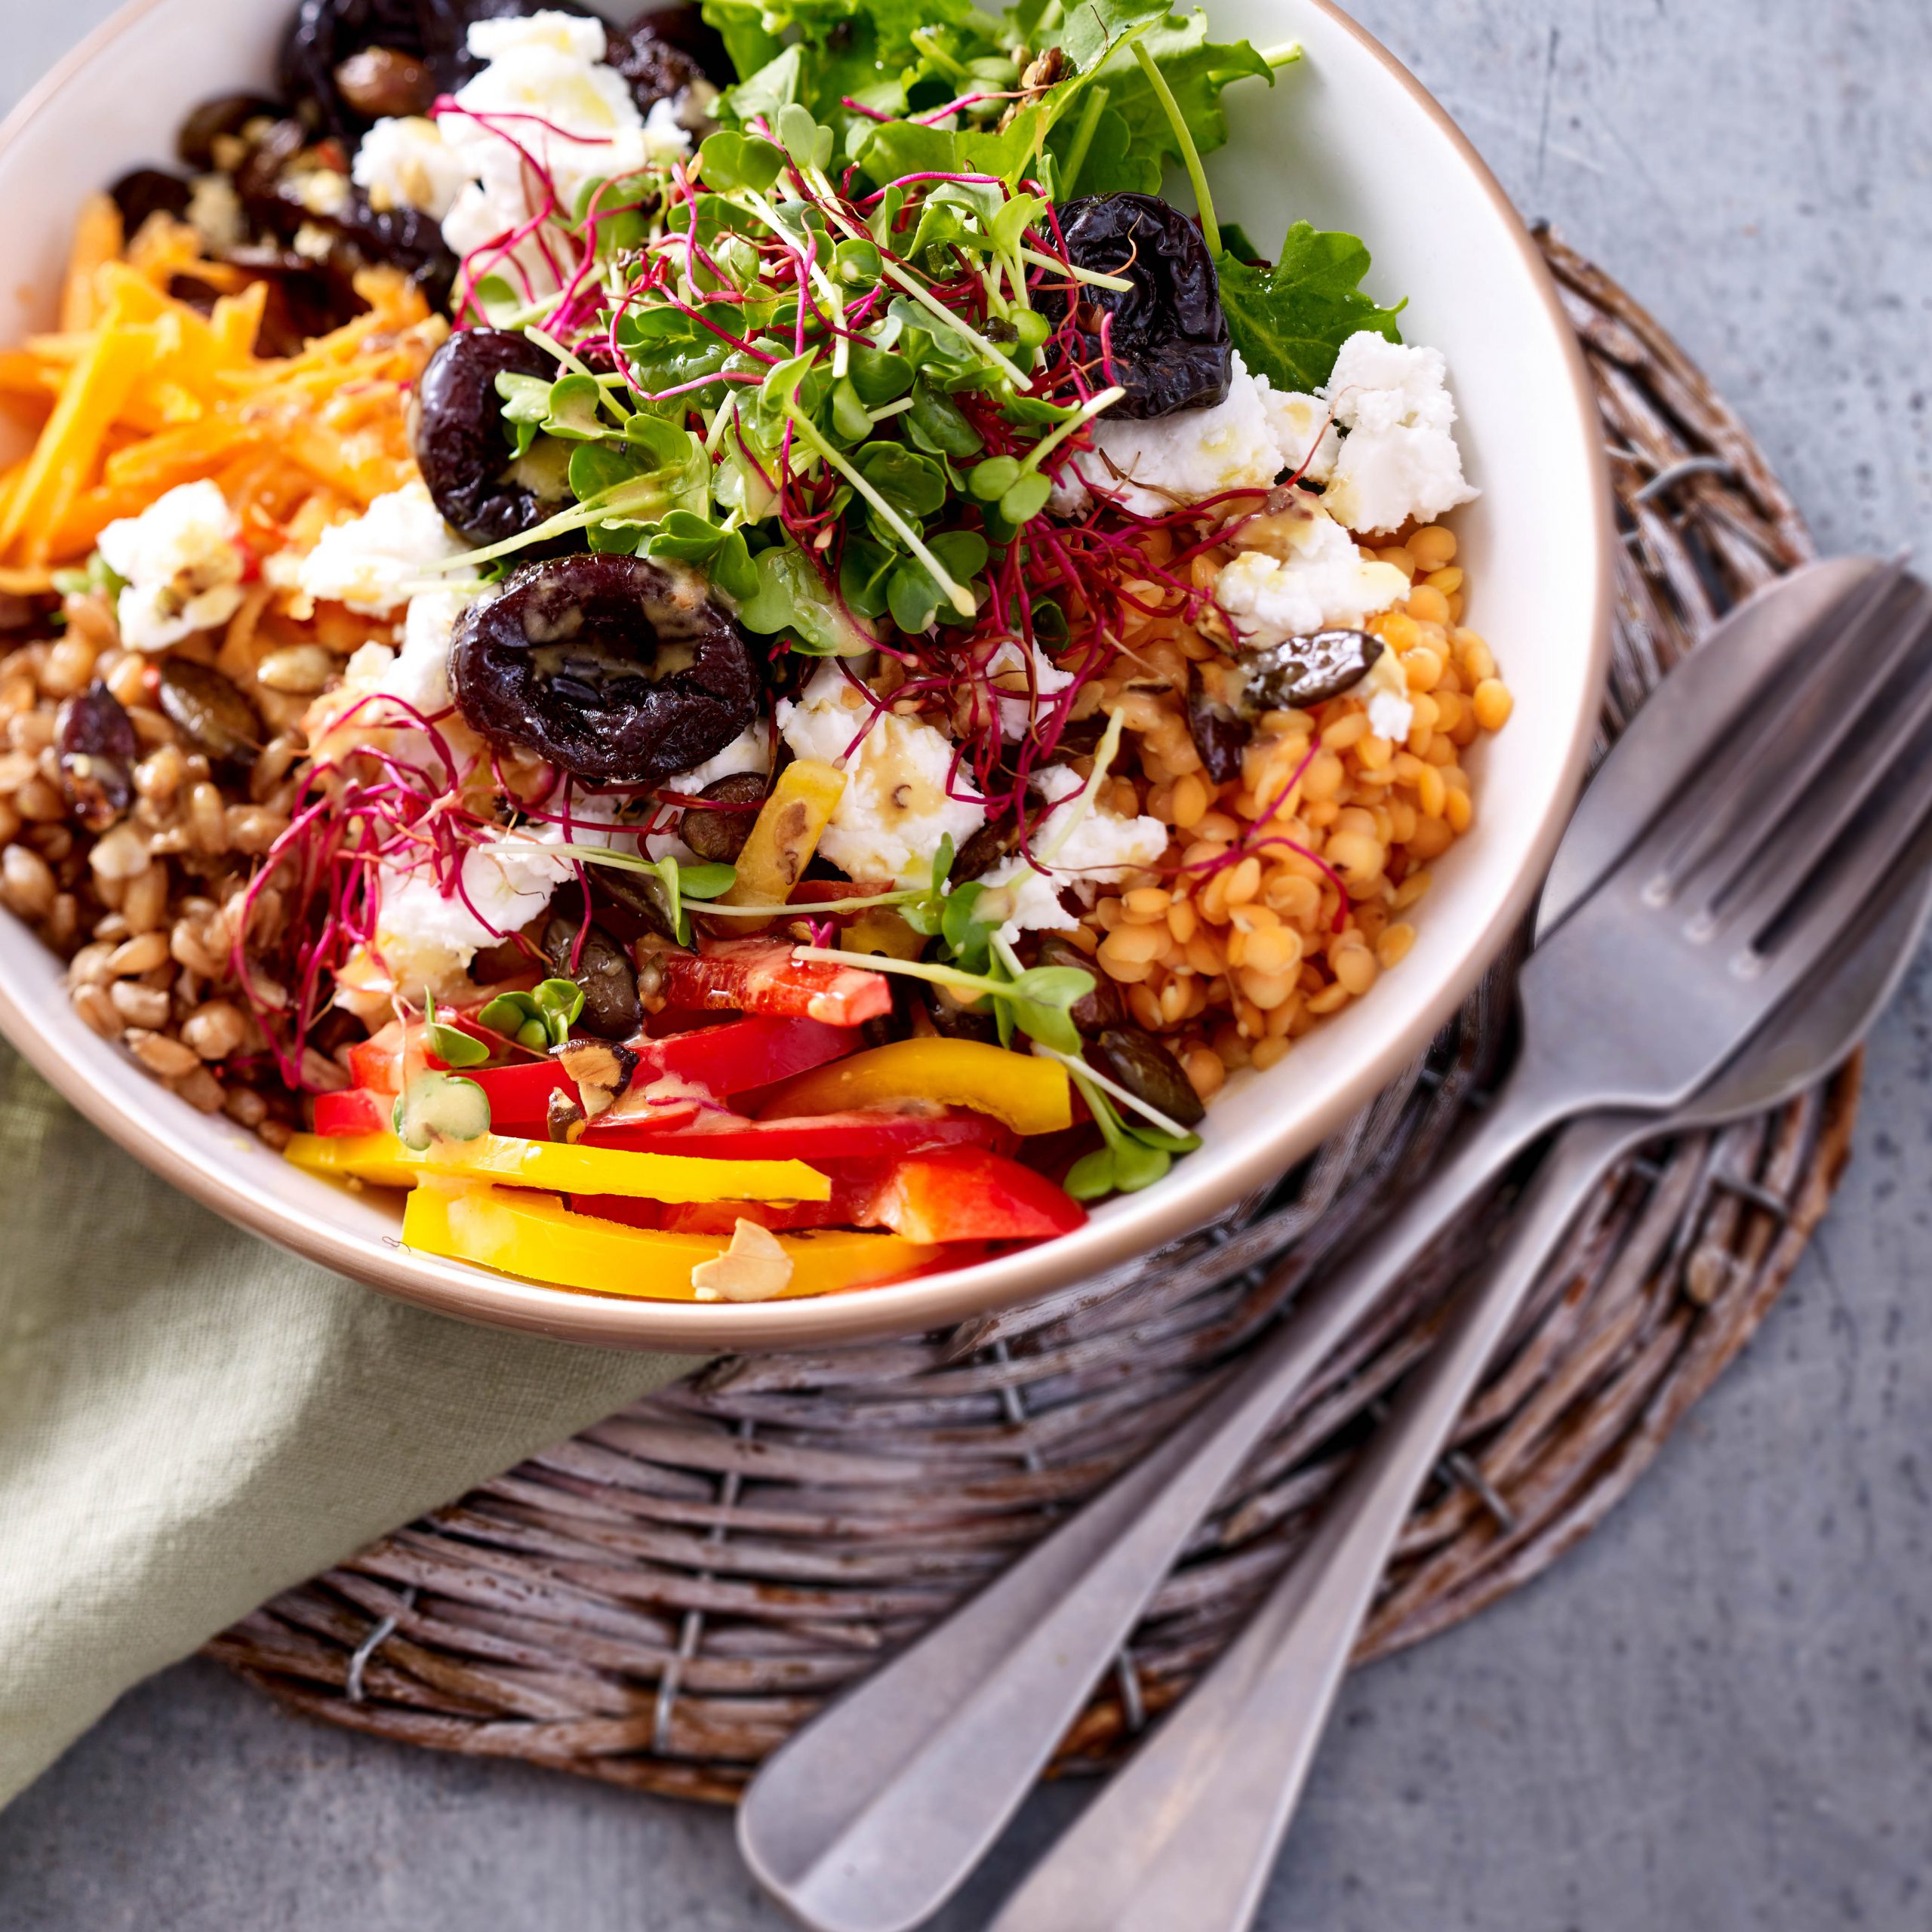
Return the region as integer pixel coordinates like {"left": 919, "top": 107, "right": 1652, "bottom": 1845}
{"left": 546, "top": 1088, "right": 588, "bottom": 1145}
{"left": 691, "top": 1220, "right": 795, "bottom": 1304}
{"left": 554, "top": 1038, "right": 638, "bottom": 1121}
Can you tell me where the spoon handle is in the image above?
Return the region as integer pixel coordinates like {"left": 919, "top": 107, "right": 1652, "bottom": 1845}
{"left": 986, "top": 1115, "right": 1635, "bottom": 1932}
{"left": 739, "top": 1075, "right": 1571, "bottom": 1932}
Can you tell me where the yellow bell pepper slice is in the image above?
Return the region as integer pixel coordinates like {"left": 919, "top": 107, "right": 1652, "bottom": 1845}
{"left": 284, "top": 1130, "right": 830, "bottom": 1204}
{"left": 756, "top": 1038, "right": 1073, "bottom": 1137}
{"left": 403, "top": 1180, "right": 940, "bottom": 1301}
{"left": 715, "top": 757, "right": 845, "bottom": 934}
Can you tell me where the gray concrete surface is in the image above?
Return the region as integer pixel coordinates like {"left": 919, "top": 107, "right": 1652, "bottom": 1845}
{"left": 3, "top": 1, "right": 1930, "bottom": 1927}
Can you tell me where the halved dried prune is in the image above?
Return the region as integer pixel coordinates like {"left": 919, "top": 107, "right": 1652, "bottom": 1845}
{"left": 278, "top": 0, "right": 594, "bottom": 141}
{"left": 157, "top": 660, "right": 262, "bottom": 768}
{"left": 451, "top": 554, "right": 760, "bottom": 789}
{"left": 56, "top": 683, "right": 137, "bottom": 829}
{"left": 110, "top": 168, "right": 192, "bottom": 235}
{"left": 1038, "top": 192, "right": 1232, "bottom": 420}
{"left": 544, "top": 914, "right": 643, "bottom": 1040}
{"left": 414, "top": 328, "right": 568, "bottom": 546}
{"left": 679, "top": 771, "right": 768, "bottom": 864}
{"left": 1238, "top": 629, "right": 1385, "bottom": 715}
{"left": 1091, "top": 1024, "right": 1206, "bottom": 1130}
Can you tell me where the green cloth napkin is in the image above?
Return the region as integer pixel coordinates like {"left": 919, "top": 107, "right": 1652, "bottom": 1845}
{"left": 0, "top": 1040, "right": 700, "bottom": 1808}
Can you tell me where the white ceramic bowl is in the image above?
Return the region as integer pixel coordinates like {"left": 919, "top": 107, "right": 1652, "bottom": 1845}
{"left": 0, "top": 0, "right": 1611, "bottom": 1348}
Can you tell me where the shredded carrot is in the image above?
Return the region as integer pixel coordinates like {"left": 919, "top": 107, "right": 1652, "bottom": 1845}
{"left": 3, "top": 211, "right": 438, "bottom": 565}
{"left": 59, "top": 195, "right": 124, "bottom": 332}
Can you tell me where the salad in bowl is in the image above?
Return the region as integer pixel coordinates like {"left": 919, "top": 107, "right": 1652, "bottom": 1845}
{"left": 0, "top": 0, "right": 1509, "bottom": 1309}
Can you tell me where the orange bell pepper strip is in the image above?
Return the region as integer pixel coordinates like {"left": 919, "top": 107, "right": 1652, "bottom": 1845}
{"left": 283, "top": 1129, "right": 831, "bottom": 1204}
{"left": 402, "top": 1179, "right": 940, "bottom": 1300}
{"left": 756, "top": 1038, "right": 1073, "bottom": 1137}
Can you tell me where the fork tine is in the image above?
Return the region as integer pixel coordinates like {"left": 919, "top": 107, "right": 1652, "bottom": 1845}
{"left": 1706, "top": 591, "right": 1932, "bottom": 935}
{"left": 1651, "top": 559, "right": 1919, "bottom": 894}
{"left": 1728, "top": 705, "right": 1932, "bottom": 1006}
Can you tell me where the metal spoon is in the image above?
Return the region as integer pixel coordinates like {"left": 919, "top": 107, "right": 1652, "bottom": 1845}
{"left": 983, "top": 778, "right": 1932, "bottom": 1932}
{"left": 738, "top": 557, "right": 1897, "bottom": 1932}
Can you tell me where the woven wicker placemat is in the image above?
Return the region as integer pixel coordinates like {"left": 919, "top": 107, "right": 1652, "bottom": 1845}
{"left": 209, "top": 233, "right": 1850, "bottom": 1804}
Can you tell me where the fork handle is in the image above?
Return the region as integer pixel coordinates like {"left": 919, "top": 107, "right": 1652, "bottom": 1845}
{"left": 740, "top": 1074, "right": 1574, "bottom": 1932}
{"left": 986, "top": 1115, "right": 1638, "bottom": 1932}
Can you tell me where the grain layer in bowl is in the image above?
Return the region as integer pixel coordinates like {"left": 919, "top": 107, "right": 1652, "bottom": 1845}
{"left": 0, "top": 0, "right": 1608, "bottom": 1346}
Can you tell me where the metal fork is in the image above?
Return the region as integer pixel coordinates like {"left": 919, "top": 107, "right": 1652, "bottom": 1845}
{"left": 983, "top": 766, "right": 1932, "bottom": 1932}
{"left": 739, "top": 561, "right": 1932, "bottom": 1932}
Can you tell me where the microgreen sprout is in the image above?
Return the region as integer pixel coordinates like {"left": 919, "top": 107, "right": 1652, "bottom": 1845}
{"left": 424, "top": 993, "right": 491, "bottom": 1069}
{"left": 475, "top": 978, "right": 586, "bottom": 1051}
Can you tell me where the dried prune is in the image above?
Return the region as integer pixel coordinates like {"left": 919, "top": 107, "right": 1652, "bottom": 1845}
{"left": 1186, "top": 666, "right": 1251, "bottom": 783}
{"left": 177, "top": 93, "right": 284, "bottom": 171}
{"left": 451, "top": 554, "right": 760, "bottom": 789}
{"left": 414, "top": 328, "right": 568, "bottom": 546}
{"left": 156, "top": 660, "right": 262, "bottom": 768}
{"left": 1090, "top": 1025, "right": 1206, "bottom": 1130}
{"left": 544, "top": 914, "right": 643, "bottom": 1040}
{"left": 617, "top": 7, "right": 731, "bottom": 85}
{"left": 608, "top": 8, "right": 728, "bottom": 116}
{"left": 1038, "top": 192, "right": 1232, "bottom": 420}
{"left": 109, "top": 168, "right": 192, "bottom": 235}
{"left": 678, "top": 771, "right": 768, "bottom": 864}
{"left": 301, "top": 190, "right": 460, "bottom": 306}
{"left": 56, "top": 683, "right": 137, "bottom": 829}
{"left": 1237, "top": 629, "right": 1385, "bottom": 714}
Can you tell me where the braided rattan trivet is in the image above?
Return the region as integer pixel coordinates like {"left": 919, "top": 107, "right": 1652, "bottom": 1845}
{"left": 209, "top": 234, "right": 1853, "bottom": 1803}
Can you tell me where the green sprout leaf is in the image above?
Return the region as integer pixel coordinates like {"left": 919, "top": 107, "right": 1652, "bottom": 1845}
{"left": 697, "top": 128, "right": 787, "bottom": 192}
{"left": 424, "top": 994, "right": 491, "bottom": 1069}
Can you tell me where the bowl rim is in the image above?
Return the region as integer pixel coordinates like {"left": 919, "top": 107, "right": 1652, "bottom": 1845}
{"left": 0, "top": 0, "right": 1614, "bottom": 1351}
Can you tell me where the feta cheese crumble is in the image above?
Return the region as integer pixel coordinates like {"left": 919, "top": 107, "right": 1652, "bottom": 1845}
{"left": 984, "top": 639, "right": 1076, "bottom": 740}
{"left": 1362, "top": 648, "right": 1416, "bottom": 746}
{"left": 776, "top": 663, "right": 985, "bottom": 887}
{"left": 352, "top": 115, "right": 470, "bottom": 220}
{"left": 433, "top": 11, "right": 692, "bottom": 285}
{"left": 974, "top": 766, "right": 1168, "bottom": 948}
{"left": 297, "top": 481, "right": 471, "bottom": 616}
{"left": 1214, "top": 502, "right": 1411, "bottom": 645}
{"left": 666, "top": 718, "right": 773, "bottom": 794}
{"left": 1056, "top": 352, "right": 1309, "bottom": 518}
{"left": 97, "top": 480, "right": 247, "bottom": 653}
{"left": 1318, "top": 334, "right": 1478, "bottom": 537}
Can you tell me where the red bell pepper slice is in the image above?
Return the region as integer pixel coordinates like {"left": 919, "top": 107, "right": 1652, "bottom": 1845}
{"left": 312, "top": 1088, "right": 391, "bottom": 1137}
{"left": 468, "top": 1060, "right": 574, "bottom": 1137}
{"left": 576, "top": 1160, "right": 878, "bottom": 1235}
{"left": 869, "top": 1149, "right": 1088, "bottom": 1245}
{"left": 577, "top": 1148, "right": 1084, "bottom": 1247}
{"left": 661, "top": 940, "right": 892, "bottom": 1027}
{"left": 586, "top": 1106, "right": 1014, "bottom": 1164}
{"left": 630, "top": 1016, "right": 860, "bottom": 1097}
